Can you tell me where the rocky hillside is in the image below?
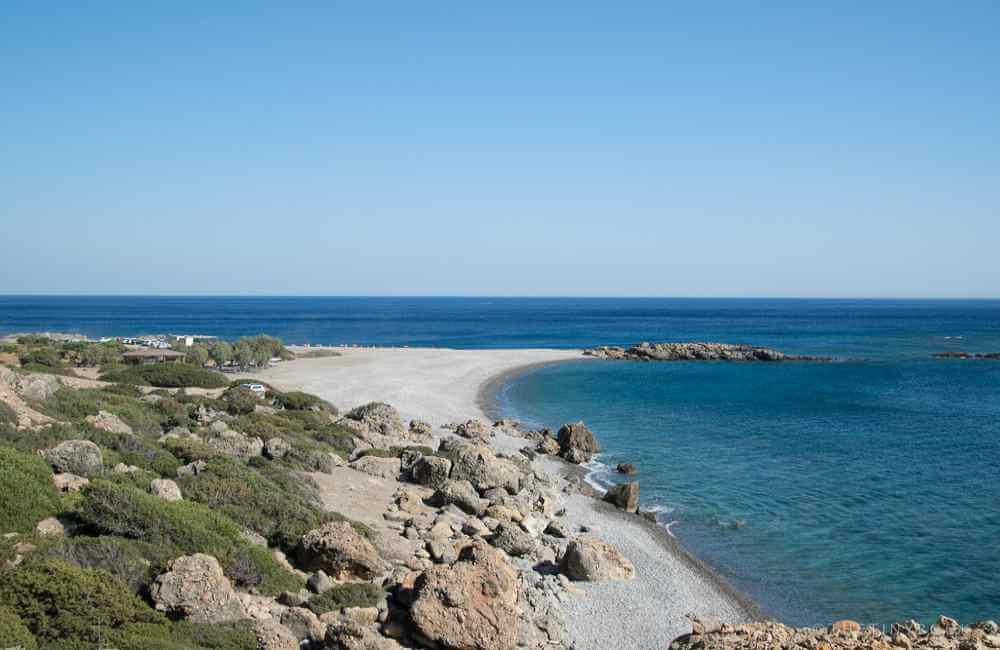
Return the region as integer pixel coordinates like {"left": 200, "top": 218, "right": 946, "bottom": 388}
{"left": 584, "top": 341, "right": 831, "bottom": 362}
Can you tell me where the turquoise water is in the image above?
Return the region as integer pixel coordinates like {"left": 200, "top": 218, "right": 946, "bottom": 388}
{"left": 499, "top": 358, "right": 1000, "bottom": 626}
{"left": 4, "top": 296, "right": 1000, "bottom": 626}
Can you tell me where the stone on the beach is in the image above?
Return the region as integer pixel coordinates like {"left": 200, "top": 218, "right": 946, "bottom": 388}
{"left": 85, "top": 410, "right": 134, "bottom": 435}
{"left": 150, "top": 554, "right": 245, "bottom": 623}
{"left": 449, "top": 444, "right": 521, "bottom": 494}
{"left": 454, "top": 418, "right": 491, "bottom": 440}
{"left": 830, "top": 619, "right": 862, "bottom": 634}
{"left": 150, "top": 478, "right": 183, "bottom": 501}
{"left": 556, "top": 421, "right": 600, "bottom": 464}
{"left": 297, "top": 521, "right": 385, "bottom": 581}
{"left": 428, "top": 479, "right": 484, "bottom": 516}
{"left": 264, "top": 436, "right": 291, "bottom": 459}
{"left": 560, "top": 536, "right": 635, "bottom": 582}
{"left": 544, "top": 519, "right": 571, "bottom": 538}
{"left": 410, "top": 455, "right": 452, "bottom": 489}
{"left": 41, "top": 439, "right": 103, "bottom": 476}
{"left": 349, "top": 455, "right": 402, "bottom": 480}
{"left": 343, "top": 401, "right": 405, "bottom": 437}
{"left": 52, "top": 472, "right": 89, "bottom": 493}
{"left": 409, "top": 419, "right": 433, "bottom": 437}
{"left": 490, "top": 521, "right": 535, "bottom": 557}
{"left": 537, "top": 435, "right": 560, "bottom": 455}
{"left": 603, "top": 481, "right": 639, "bottom": 513}
{"left": 410, "top": 540, "right": 519, "bottom": 650}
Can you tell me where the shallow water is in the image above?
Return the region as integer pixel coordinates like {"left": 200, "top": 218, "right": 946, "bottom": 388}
{"left": 499, "top": 358, "right": 1000, "bottom": 627}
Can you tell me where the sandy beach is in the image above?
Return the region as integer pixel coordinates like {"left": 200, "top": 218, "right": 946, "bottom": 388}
{"left": 256, "top": 347, "right": 757, "bottom": 648}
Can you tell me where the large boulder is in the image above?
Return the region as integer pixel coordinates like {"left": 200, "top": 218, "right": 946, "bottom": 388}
{"left": 324, "top": 617, "right": 403, "bottom": 650}
{"left": 410, "top": 455, "right": 452, "bottom": 489}
{"left": 410, "top": 541, "right": 520, "bottom": 650}
{"left": 343, "top": 402, "right": 405, "bottom": 437}
{"left": 41, "top": 440, "right": 103, "bottom": 476}
{"left": 349, "top": 455, "right": 402, "bottom": 480}
{"left": 557, "top": 422, "right": 599, "bottom": 464}
{"left": 603, "top": 482, "right": 639, "bottom": 513}
{"left": 52, "top": 472, "right": 89, "bottom": 493}
{"left": 427, "top": 479, "right": 484, "bottom": 516}
{"left": 449, "top": 444, "right": 521, "bottom": 494}
{"left": 150, "top": 478, "right": 183, "bottom": 502}
{"left": 560, "top": 536, "right": 635, "bottom": 582}
{"left": 297, "top": 522, "right": 385, "bottom": 581}
{"left": 150, "top": 554, "right": 245, "bottom": 623}
{"left": 207, "top": 430, "right": 264, "bottom": 459}
{"left": 15, "top": 373, "right": 60, "bottom": 401}
{"left": 454, "top": 419, "right": 490, "bottom": 440}
{"left": 85, "top": 410, "right": 134, "bottom": 436}
{"left": 264, "top": 437, "right": 291, "bottom": 460}
{"left": 490, "top": 521, "right": 535, "bottom": 557}
{"left": 254, "top": 619, "right": 299, "bottom": 650}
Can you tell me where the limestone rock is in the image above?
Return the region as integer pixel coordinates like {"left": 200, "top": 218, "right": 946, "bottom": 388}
{"left": 41, "top": 439, "right": 103, "bottom": 476}
{"left": 491, "top": 521, "right": 535, "bottom": 557}
{"left": 150, "top": 478, "right": 183, "bottom": 502}
{"left": 350, "top": 455, "right": 402, "bottom": 480}
{"left": 254, "top": 619, "right": 299, "bottom": 650}
{"left": 343, "top": 402, "right": 405, "bottom": 437}
{"left": 264, "top": 437, "right": 291, "bottom": 460}
{"left": 307, "top": 570, "right": 334, "bottom": 594}
{"left": 85, "top": 410, "right": 134, "bottom": 435}
{"left": 410, "top": 541, "right": 519, "bottom": 650}
{"left": 410, "top": 455, "right": 452, "bottom": 489}
{"left": 408, "top": 419, "right": 433, "bottom": 437}
{"left": 52, "top": 472, "right": 89, "bottom": 493}
{"left": 454, "top": 419, "right": 490, "bottom": 440}
{"left": 560, "top": 536, "right": 635, "bottom": 582}
{"left": 449, "top": 444, "right": 521, "bottom": 494}
{"left": 15, "top": 373, "right": 60, "bottom": 401}
{"left": 297, "top": 521, "right": 385, "bottom": 581}
{"left": 603, "top": 482, "right": 639, "bottom": 513}
{"left": 537, "top": 436, "right": 560, "bottom": 455}
{"left": 324, "top": 618, "right": 403, "bottom": 650}
{"left": 557, "top": 422, "right": 599, "bottom": 464}
{"left": 35, "top": 516, "right": 66, "bottom": 537}
{"left": 113, "top": 462, "right": 141, "bottom": 474}
{"left": 428, "top": 479, "right": 484, "bottom": 516}
{"left": 176, "top": 459, "right": 208, "bottom": 477}
{"left": 280, "top": 606, "right": 326, "bottom": 643}
{"left": 150, "top": 554, "right": 245, "bottom": 623}
{"left": 207, "top": 430, "right": 264, "bottom": 459}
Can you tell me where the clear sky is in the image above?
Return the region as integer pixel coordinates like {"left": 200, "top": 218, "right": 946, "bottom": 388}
{"left": 1, "top": 2, "right": 998, "bottom": 297}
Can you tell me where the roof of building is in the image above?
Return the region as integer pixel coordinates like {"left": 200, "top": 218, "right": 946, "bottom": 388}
{"left": 122, "top": 349, "right": 186, "bottom": 358}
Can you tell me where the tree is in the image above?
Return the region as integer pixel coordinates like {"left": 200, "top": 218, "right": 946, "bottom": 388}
{"left": 186, "top": 346, "right": 209, "bottom": 367}
{"left": 233, "top": 342, "right": 254, "bottom": 370}
{"left": 210, "top": 341, "right": 233, "bottom": 369}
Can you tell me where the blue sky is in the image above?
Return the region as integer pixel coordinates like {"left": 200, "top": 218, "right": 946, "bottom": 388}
{"left": 1, "top": 2, "right": 998, "bottom": 297}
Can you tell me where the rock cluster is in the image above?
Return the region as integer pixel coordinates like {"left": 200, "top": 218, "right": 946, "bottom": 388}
{"left": 584, "top": 341, "right": 830, "bottom": 362}
{"left": 670, "top": 617, "right": 1000, "bottom": 649}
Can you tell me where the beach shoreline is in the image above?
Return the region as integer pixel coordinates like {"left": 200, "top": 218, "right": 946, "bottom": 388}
{"left": 255, "top": 346, "right": 760, "bottom": 647}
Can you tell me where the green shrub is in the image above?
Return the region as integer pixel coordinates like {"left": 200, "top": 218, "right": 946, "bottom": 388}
{"left": 0, "top": 401, "right": 16, "bottom": 427}
{"left": 29, "top": 536, "right": 176, "bottom": 595}
{"left": 77, "top": 481, "right": 300, "bottom": 594}
{"left": 177, "top": 458, "right": 329, "bottom": 551}
{"left": 100, "top": 364, "right": 228, "bottom": 389}
{"left": 39, "top": 388, "right": 164, "bottom": 436}
{"left": 273, "top": 390, "right": 336, "bottom": 413}
{"left": 0, "top": 606, "right": 37, "bottom": 650}
{"left": 0, "top": 448, "right": 61, "bottom": 534}
{"left": 161, "top": 437, "right": 221, "bottom": 465}
{"left": 106, "top": 621, "right": 257, "bottom": 649}
{"left": 155, "top": 397, "right": 191, "bottom": 428}
{"left": 0, "top": 560, "right": 164, "bottom": 644}
{"left": 221, "top": 386, "right": 260, "bottom": 415}
{"left": 102, "top": 382, "right": 145, "bottom": 398}
{"left": 307, "top": 583, "right": 384, "bottom": 614}
{"left": 18, "top": 347, "right": 62, "bottom": 369}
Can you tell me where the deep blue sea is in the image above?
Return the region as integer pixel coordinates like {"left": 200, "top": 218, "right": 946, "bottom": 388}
{"left": 2, "top": 296, "right": 999, "bottom": 626}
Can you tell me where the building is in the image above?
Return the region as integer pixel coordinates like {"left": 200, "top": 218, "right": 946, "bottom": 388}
{"left": 121, "top": 349, "right": 186, "bottom": 365}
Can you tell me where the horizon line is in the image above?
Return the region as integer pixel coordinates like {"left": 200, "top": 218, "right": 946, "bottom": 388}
{"left": 2, "top": 293, "right": 1000, "bottom": 301}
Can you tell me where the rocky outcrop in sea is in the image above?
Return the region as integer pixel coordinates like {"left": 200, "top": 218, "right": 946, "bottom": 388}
{"left": 583, "top": 341, "right": 831, "bottom": 362}
{"left": 932, "top": 351, "right": 1000, "bottom": 360}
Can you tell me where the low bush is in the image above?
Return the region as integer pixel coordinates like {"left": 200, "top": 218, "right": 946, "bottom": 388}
{"left": 29, "top": 535, "right": 176, "bottom": 595}
{"left": 0, "top": 401, "right": 16, "bottom": 427}
{"left": 0, "top": 560, "right": 165, "bottom": 645}
{"left": 273, "top": 390, "right": 336, "bottom": 413}
{"left": 0, "top": 606, "right": 36, "bottom": 650}
{"left": 39, "top": 388, "right": 163, "bottom": 436}
{"left": 306, "top": 583, "right": 384, "bottom": 614}
{"left": 77, "top": 481, "right": 300, "bottom": 594}
{"left": 0, "top": 447, "right": 61, "bottom": 534}
{"left": 220, "top": 386, "right": 260, "bottom": 415}
{"left": 178, "top": 458, "right": 331, "bottom": 551}
{"left": 105, "top": 621, "right": 257, "bottom": 649}
{"left": 100, "top": 364, "right": 228, "bottom": 389}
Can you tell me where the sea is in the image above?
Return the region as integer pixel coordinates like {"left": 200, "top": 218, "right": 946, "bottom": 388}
{"left": 2, "top": 295, "right": 999, "bottom": 627}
